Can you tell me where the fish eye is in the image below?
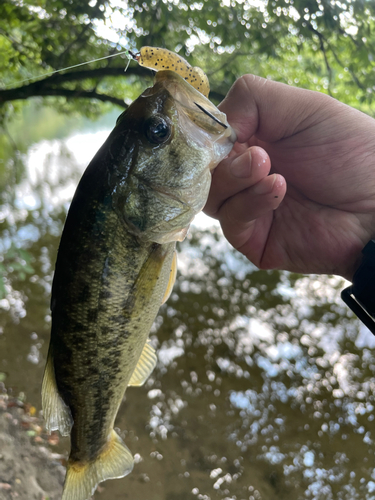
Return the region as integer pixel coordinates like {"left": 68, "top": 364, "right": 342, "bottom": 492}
{"left": 144, "top": 116, "right": 171, "bottom": 145}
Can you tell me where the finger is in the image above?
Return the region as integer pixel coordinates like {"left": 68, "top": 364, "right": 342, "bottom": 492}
{"left": 205, "top": 146, "right": 271, "bottom": 218}
{"left": 218, "top": 174, "right": 287, "bottom": 260}
{"left": 219, "top": 74, "right": 336, "bottom": 144}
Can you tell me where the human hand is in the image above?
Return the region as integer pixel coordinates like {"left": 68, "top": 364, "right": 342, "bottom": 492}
{"left": 204, "top": 75, "right": 375, "bottom": 281}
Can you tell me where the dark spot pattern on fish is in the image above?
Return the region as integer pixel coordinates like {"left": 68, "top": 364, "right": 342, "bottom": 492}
{"left": 87, "top": 308, "right": 98, "bottom": 323}
{"left": 82, "top": 357, "right": 95, "bottom": 367}
{"left": 71, "top": 321, "right": 87, "bottom": 333}
{"left": 74, "top": 376, "right": 87, "bottom": 384}
{"left": 86, "top": 366, "right": 100, "bottom": 377}
{"left": 109, "top": 314, "right": 128, "bottom": 325}
{"left": 101, "top": 325, "right": 111, "bottom": 336}
{"left": 106, "top": 388, "right": 114, "bottom": 400}
{"left": 103, "top": 349, "right": 122, "bottom": 369}
{"left": 99, "top": 289, "right": 112, "bottom": 300}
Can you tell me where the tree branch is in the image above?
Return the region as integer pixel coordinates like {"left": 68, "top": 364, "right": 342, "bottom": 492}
{"left": 206, "top": 52, "right": 248, "bottom": 78}
{"left": 0, "top": 86, "right": 128, "bottom": 108}
{"left": 305, "top": 21, "right": 366, "bottom": 92}
{"left": 0, "top": 66, "right": 153, "bottom": 106}
{"left": 326, "top": 40, "right": 365, "bottom": 90}
{"left": 0, "top": 63, "right": 226, "bottom": 108}
{"left": 306, "top": 23, "right": 332, "bottom": 95}
{"left": 58, "top": 23, "right": 94, "bottom": 66}
{"left": 1, "top": 65, "right": 150, "bottom": 91}
{"left": 304, "top": 20, "right": 365, "bottom": 91}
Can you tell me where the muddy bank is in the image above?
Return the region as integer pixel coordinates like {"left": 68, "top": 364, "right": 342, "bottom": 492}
{"left": 0, "top": 392, "right": 64, "bottom": 500}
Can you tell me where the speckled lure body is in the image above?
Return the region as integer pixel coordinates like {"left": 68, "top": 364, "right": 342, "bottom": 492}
{"left": 42, "top": 69, "right": 235, "bottom": 500}
{"left": 135, "top": 46, "right": 211, "bottom": 97}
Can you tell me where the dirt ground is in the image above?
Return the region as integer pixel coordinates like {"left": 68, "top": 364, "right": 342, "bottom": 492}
{"left": 0, "top": 392, "right": 65, "bottom": 500}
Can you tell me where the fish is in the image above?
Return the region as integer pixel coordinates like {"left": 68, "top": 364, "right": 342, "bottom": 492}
{"left": 41, "top": 68, "right": 236, "bottom": 500}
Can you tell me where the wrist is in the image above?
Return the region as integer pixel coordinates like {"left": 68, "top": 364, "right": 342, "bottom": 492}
{"left": 341, "top": 222, "right": 375, "bottom": 281}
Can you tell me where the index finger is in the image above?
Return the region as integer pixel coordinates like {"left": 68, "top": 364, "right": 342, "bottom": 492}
{"left": 205, "top": 146, "right": 271, "bottom": 218}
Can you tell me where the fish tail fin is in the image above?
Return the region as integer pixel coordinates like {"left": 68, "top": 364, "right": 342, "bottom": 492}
{"left": 61, "top": 430, "right": 134, "bottom": 500}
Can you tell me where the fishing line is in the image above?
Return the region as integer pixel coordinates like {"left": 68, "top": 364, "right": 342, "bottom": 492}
{"left": 3, "top": 49, "right": 133, "bottom": 90}
{"left": 194, "top": 102, "right": 228, "bottom": 128}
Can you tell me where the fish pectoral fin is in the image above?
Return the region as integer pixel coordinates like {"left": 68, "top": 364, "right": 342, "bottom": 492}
{"left": 62, "top": 429, "right": 133, "bottom": 500}
{"left": 128, "top": 341, "right": 157, "bottom": 386}
{"left": 161, "top": 250, "right": 177, "bottom": 305}
{"left": 41, "top": 349, "right": 73, "bottom": 436}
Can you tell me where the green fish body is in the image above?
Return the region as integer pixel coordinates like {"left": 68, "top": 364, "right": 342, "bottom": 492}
{"left": 42, "top": 70, "right": 235, "bottom": 500}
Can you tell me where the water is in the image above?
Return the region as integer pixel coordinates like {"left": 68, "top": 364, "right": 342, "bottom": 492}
{"left": 1, "top": 131, "right": 375, "bottom": 500}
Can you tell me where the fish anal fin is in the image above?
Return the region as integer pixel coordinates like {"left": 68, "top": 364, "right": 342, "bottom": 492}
{"left": 128, "top": 341, "right": 157, "bottom": 387}
{"left": 161, "top": 250, "right": 177, "bottom": 305}
{"left": 41, "top": 349, "right": 73, "bottom": 436}
{"left": 62, "top": 430, "right": 134, "bottom": 500}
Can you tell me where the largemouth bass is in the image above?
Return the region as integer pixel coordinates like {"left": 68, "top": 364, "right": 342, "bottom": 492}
{"left": 42, "top": 69, "right": 235, "bottom": 500}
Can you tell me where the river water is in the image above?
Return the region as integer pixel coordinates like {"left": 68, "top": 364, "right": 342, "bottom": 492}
{"left": 1, "top": 129, "right": 375, "bottom": 500}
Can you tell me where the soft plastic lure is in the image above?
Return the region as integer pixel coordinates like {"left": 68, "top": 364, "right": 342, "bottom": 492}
{"left": 131, "top": 46, "right": 210, "bottom": 98}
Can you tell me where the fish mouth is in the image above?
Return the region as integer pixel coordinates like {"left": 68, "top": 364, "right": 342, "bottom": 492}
{"left": 141, "top": 70, "right": 236, "bottom": 148}
{"left": 154, "top": 70, "right": 236, "bottom": 143}
{"left": 193, "top": 102, "right": 228, "bottom": 129}
{"left": 191, "top": 101, "right": 237, "bottom": 147}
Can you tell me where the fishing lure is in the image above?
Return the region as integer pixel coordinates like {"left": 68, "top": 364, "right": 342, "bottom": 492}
{"left": 131, "top": 46, "right": 210, "bottom": 98}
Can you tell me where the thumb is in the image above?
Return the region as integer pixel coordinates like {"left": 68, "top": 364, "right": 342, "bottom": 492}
{"left": 219, "top": 74, "right": 336, "bottom": 144}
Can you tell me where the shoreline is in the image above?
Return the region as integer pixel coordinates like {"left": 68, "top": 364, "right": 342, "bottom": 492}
{"left": 0, "top": 391, "right": 65, "bottom": 500}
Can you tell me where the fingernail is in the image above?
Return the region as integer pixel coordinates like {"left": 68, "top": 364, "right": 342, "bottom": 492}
{"left": 229, "top": 151, "right": 252, "bottom": 178}
{"left": 253, "top": 174, "right": 277, "bottom": 195}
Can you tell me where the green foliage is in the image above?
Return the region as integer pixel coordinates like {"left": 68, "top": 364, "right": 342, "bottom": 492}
{"left": 0, "top": 0, "right": 374, "bottom": 119}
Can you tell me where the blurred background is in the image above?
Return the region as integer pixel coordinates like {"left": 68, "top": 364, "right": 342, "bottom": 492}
{"left": 1, "top": 0, "right": 375, "bottom": 499}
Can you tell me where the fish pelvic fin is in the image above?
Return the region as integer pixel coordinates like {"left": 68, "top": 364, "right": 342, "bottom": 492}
{"left": 62, "top": 430, "right": 134, "bottom": 500}
{"left": 41, "top": 348, "right": 73, "bottom": 436}
{"left": 128, "top": 340, "right": 157, "bottom": 386}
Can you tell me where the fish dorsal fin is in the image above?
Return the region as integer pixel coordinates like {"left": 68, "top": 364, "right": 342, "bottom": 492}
{"left": 128, "top": 341, "right": 157, "bottom": 386}
{"left": 41, "top": 349, "right": 73, "bottom": 436}
{"left": 62, "top": 429, "right": 133, "bottom": 500}
{"left": 161, "top": 250, "right": 177, "bottom": 305}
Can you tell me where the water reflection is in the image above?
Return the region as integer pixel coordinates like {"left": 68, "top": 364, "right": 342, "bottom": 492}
{"left": 0, "top": 134, "right": 375, "bottom": 499}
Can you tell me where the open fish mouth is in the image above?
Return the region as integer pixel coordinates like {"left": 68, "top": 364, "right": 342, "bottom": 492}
{"left": 140, "top": 70, "right": 236, "bottom": 155}
{"left": 154, "top": 70, "right": 237, "bottom": 148}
